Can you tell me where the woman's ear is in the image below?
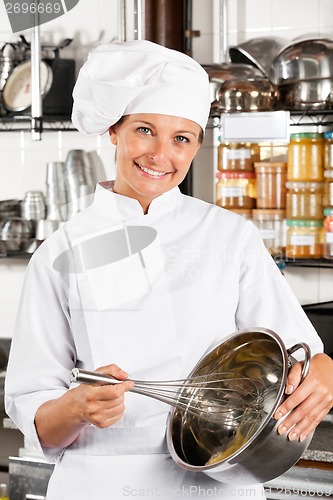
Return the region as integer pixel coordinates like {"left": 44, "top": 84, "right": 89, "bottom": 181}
{"left": 108, "top": 126, "right": 117, "bottom": 145}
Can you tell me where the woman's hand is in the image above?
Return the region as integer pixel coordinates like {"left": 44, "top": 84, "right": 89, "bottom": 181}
{"left": 74, "top": 363, "right": 134, "bottom": 428}
{"left": 274, "top": 353, "right": 333, "bottom": 441}
{"left": 35, "top": 364, "right": 133, "bottom": 448}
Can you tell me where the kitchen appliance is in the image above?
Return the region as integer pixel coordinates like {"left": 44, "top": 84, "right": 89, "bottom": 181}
{"left": 166, "top": 328, "right": 313, "bottom": 484}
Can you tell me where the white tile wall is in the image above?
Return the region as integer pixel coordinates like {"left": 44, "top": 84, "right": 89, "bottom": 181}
{"left": 1, "top": 0, "right": 333, "bottom": 337}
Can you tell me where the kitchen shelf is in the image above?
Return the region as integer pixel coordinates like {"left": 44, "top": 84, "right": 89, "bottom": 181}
{"left": 0, "top": 114, "right": 76, "bottom": 132}
{"left": 277, "top": 257, "right": 333, "bottom": 269}
{"left": 289, "top": 109, "right": 333, "bottom": 128}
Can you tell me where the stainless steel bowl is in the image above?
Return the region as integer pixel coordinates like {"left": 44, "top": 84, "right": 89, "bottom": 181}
{"left": 217, "top": 77, "right": 279, "bottom": 112}
{"left": 279, "top": 78, "right": 333, "bottom": 110}
{"left": 0, "top": 217, "right": 34, "bottom": 252}
{"left": 273, "top": 38, "right": 333, "bottom": 85}
{"left": 229, "top": 36, "right": 289, "bottom": 78}
{"left": 167, "top": 328, "right": 312, "bottom": 485}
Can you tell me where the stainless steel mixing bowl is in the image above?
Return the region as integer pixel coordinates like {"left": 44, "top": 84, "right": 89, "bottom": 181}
{"left": 167, "top": 328, "right": 312, "bottom": 485}
{"left": 272, "top": 38, "right": 333, "bottom": 85}
{"left": 217, "top": 77, "right": 279, "bottom": 112}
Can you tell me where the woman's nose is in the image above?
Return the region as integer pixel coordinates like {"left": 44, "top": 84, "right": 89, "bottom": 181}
{"left": 148, "top": 141, "right": 170, "bottom": 165}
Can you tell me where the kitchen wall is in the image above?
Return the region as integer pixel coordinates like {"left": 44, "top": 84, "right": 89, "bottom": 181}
{"left": 1, "top": 0, "right": 333, "bottom": 340}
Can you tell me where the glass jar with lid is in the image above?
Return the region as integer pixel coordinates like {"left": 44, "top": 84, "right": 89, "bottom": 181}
{"left": 286, "top": 181, "right": 324, "bottom": 220}
{"left": 323, "top": 207, "right": 333, "bottom": 259}
{"left": 324, "top": 170, "right": 333, "bottom": 207}
{"left": 287, "top": 133, "right": 324, "bottom": 181}
{"left": 252, "top": 209, "right": 286, "bottom": 256}
{"left": 324, "top": 131, "right": 333, "bottom": 170}
{"left": 218, "top": 141, "right": 259, "bottom": 172}
{"left": 286, "top": 220, "right": 323, "bottom": 259}
{"left": 254, "top": 161, "right": 287, "bottom": 209}
{"left": 216, "top": 171, "right": 256, "bottom": 209}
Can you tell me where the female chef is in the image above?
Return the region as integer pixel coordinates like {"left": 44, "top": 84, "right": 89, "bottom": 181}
{"left": 5, "top": 40, "right": 333, "bottom": 500}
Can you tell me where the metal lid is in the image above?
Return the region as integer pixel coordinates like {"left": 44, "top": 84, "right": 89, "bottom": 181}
{"left": 290, "top": 132, "right": 324, "bottom": 140}
{"left": 324, "top": 131, "right": 333, "bottom": 139}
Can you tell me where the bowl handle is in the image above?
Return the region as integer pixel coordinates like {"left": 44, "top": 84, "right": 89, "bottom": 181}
{"left": 287, "top": 342, "right": 311, "bottom": 382}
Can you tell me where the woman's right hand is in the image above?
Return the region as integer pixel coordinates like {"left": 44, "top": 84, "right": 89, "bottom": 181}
{"left": 74, "top": 364, "right": 134, "bottom": 428}
{"left": 35, "top": 364, "right": 133, "bottom": 449}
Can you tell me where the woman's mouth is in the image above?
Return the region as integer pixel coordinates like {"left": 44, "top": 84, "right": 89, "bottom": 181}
{"left": 135, "top": 162, "right": 170, "bottom": 178}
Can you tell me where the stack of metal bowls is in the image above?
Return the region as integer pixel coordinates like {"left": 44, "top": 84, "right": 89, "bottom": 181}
{"left": 271, "top": 38, "right": 333, "bottom": 110}
{"left": 0, "top": 199, "right": 21, "bottom": 223}
{"left": 63, "top": 150, "right": 96, "bottom": 219}
{"left": 45, "top": 161, "right": 67, "bottom": 221}
{"left": 20, "top": 191, "right": 46, "bottom": 223}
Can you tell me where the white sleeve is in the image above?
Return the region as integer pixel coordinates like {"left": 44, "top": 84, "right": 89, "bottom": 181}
{"left": 5, "top": 252, "right": 76, "bottom": 462}
{"left": 235, "top": 222, "right": 324, "bottom": 356}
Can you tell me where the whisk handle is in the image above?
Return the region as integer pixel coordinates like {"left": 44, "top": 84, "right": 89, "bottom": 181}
{"left": 70, "top": 368, "right": 124, "bottom": 386}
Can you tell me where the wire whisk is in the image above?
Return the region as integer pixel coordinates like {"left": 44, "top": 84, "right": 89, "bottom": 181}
{"left": 70, "top": 368, "right": 269, "bottom": 423}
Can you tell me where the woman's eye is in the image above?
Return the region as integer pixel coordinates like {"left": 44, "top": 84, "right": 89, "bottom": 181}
{"left": 175, "top": 135, "right": 189, "bottom": 143}
{"left": 138, "top": 127, "right": 151, "bottom": 135}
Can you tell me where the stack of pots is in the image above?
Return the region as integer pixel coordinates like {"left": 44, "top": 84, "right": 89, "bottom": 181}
{"left": 252, "top": 161, "right": 287, "bottom": 257}
{"left": 323, "top": 132, "right": 333, "bottom": 259}
{"left": 215, "top": 139, "right": 258, "bottom": 218}
{"left": 285, "top": 133, "right": 325, "bottom": 259}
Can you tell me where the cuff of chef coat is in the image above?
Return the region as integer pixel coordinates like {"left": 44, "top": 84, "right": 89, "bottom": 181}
{"left": 6, "top": 390, "right": 67, "bottom": 464}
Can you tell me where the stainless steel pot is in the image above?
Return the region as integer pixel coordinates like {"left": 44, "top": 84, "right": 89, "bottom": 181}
{"left": 217, "top": 77, "right": 279, "bottom": 112}
{"left": 279, "top": 78, "right": 333, "bottom": 110}
{"left": 166, "top": 328, "right": 313, "bottom": 485}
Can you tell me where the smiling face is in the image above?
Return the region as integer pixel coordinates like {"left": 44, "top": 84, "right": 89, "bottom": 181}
{"left": 109, "top": 113, "right": 202, "bottom": 213}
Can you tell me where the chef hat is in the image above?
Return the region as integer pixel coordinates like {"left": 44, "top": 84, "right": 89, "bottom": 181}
{"left": 71, "top": 40, "right": 211, "bottom": 135}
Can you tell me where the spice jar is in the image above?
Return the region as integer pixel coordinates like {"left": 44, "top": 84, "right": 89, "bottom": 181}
{"left": 216, "top": 171, "right": 256, "bottom": 209}
{"left": 286, "top": 181, "right": 324, "bottom": 220}
{"left": 218, "top": 142, "right": 259, "bottom": 172}
{"left": 324, "top": 170, "right": 333, "bottom": 207}
{"left": 252, "top": 209, "right": 286, "bottom": 256}
{"left": 254, "top": 161, "right": 287, "bottom": 209}
{"left": 286, "top": 220, "right": 323, "bottom": 259}
{"left": 324, "top": 131, "right": 333, "bottom": 170}
{"left": 287, "top": 133, "right": 324, "bottom": 181}
{"left": 323, "top": 207, "right": 333, "bottom": 259}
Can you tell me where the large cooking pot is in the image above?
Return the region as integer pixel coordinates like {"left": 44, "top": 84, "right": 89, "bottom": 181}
{"left": 279, "top": 78, "right": 333, "bottom": 111}
{"left": 166, "top": 328, "right": 313, "bottom": 485}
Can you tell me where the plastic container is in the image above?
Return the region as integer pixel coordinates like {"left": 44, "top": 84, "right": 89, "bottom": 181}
{"left": 217, "top": 142, "right": 260, "bottom": 172}
{"left": 216, "top": 171, "right": 256, "bottom": 209}
{"left": 286, "top": 219, "right": 323, "bottom": 259}
{"left": 324, "top": 169, "right": 333, "bottom": 207}
{"left": 324, "top": 131, "right": 333, "bottom": 170}
{"left": 254, "top": 161, "right": 287, "bottom": 209}
{"left": 286, "top": 181, "right": 324, "bottom": 220}
{"left": 0, "top": 484, "right": 8, "bottom": 500}
{"left": 287, "top": 133, "right": 324, "bottom": 181}
{"left": 252, "top": 209, "right": 286, "bottom": 256}
{"left": 323, "top": 207, "right": 333, "bottom": 259}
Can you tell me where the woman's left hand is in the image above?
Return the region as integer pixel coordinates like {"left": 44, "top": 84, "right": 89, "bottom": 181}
{"left": 274, "top": 353, "right": 333, "bottom": 441}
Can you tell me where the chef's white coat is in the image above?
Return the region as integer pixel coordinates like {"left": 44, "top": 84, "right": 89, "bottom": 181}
{"left": 5, "top": 183, "right": 323, "bottom": 500}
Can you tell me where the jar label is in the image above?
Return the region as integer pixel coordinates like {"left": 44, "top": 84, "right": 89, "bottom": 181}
{"left": 325, "top": 232, "right": 333, "bottom": 243}
{"left": 259, "top": 229, "right": 276, "bottom": 240}
{"left": 219, "top": 186, "right": 244, "bottom": 197}
{"left": 290, "top": 234, "right": 315, "bottom": 246}
{"left": 227, "top": 149, "right": 251, "bottom": 160}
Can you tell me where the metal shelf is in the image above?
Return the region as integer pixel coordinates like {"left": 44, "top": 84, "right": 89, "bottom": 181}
{"left": 289, "top": 110, "right": 333, "bottom": 128}
{"left": 0, "top": 115, "right": 76, "bottom": 132}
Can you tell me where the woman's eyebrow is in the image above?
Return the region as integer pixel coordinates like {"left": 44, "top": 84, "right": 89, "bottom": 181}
{"left": 133, "top": 120, "right": 197, "bottom": 137}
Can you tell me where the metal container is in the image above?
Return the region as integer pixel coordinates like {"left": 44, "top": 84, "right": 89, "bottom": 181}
{"left": 229, "top": 36, "right": 289, "bottom": 78}
{"left": 279, "top": 78, "right": 333, "bottom": 111}
{"left": 217, "top": 77, "right": 279, "bottom": 112}
{"left": 273, "top": 38, "right": 333, "bottom": 85}
{"left": 167, "top": 328, "right": 313, "bottom": 485}
{"left": 0, "top": 217, "right": 34, "bottom": 252}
